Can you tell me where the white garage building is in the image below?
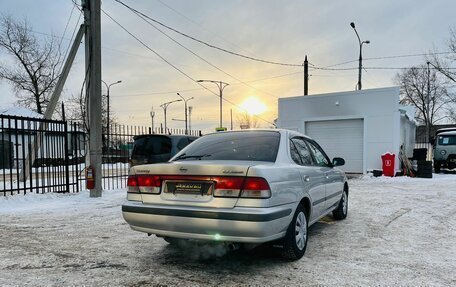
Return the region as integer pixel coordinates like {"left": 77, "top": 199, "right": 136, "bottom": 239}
{"left": 277, "top": 87, "right": 416, "bottom": 173}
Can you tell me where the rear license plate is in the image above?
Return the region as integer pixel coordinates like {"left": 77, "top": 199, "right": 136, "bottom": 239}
{"left": 166, "top": 181, "right": 212, "bottom": 195}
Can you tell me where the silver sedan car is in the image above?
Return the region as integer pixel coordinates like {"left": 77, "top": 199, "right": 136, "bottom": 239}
{"left": 122, "top": 129, "right": 348, "bottom": 260}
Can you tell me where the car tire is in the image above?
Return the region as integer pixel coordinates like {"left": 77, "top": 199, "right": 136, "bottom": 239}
{"left": 163, "top": 236, "right": 180, "bottom": 245}
{"left": 333, "top": 189, "right": 348, "bottom": 220}
{"left": 434, "top": 161, "right": 441, "bottom": 173}
{"left": 281, "top": 204, "right": 308, "bottom": 260}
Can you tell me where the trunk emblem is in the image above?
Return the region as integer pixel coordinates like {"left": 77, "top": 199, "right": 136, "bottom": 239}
{"left": 223, "top": 170, "right": 244, "bottom": 174}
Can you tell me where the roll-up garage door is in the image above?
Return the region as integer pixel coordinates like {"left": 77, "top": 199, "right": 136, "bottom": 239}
{"left": 305, "top": 119, "right": 363, "bottom": 173}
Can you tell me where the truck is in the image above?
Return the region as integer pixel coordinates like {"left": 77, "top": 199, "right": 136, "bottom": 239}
{"left": 433, "top": 128, "right": 456, "bottom": 173}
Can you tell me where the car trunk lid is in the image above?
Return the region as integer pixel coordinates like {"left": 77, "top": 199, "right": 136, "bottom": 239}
{"left": 132, "top": 161, "right": 261, "bottom": 208}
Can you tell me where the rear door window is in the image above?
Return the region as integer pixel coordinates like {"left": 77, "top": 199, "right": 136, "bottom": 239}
{"left": 132, "top": 136, "right": 172, "bottom": 156}
{"left": 290, "top": 140, "right": 303, "bottom": 165}
{"left": 291, "top": 137, "right": 313, "bottom": 165}
{"left": 176, "top": 138, "right": 190, "bottom": 150}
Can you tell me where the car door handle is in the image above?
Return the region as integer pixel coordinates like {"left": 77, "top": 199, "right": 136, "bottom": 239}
{"left": 303, "top": 175, "right": 310, "bottom": 182}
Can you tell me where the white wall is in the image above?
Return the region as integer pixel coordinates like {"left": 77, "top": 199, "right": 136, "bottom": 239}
{"left": 277, "top": 87, "right": 409, "bottom": 172}
{"left": 400, "top": 113, "right": 416, "bottom": 158}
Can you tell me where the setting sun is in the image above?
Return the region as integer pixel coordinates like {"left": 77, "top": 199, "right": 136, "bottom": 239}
{"left": 240, "top": 97, "right": 267, "bottom": 116}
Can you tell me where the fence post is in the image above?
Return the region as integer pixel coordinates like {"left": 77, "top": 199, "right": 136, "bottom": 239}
{"left": 74, "top": 122, "right": 79, "bottom": 192}
{"left": 62, "top": 105, "right": 70, "bottom": 193}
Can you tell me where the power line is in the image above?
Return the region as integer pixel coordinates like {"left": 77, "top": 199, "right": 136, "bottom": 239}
{"left": 155, "top": 0, "right": 254, "bottom": 56}
{"left": 102, "top": 9, "right": 276, "bottom": 126}
{"left": 58, "top": 3, "right": 76, "bottom": 49}
{"left": 313, "top": 51, "right": 455, "bottom": 69}
{"left": 59, "top": 10, "right": 83, "bottom": 75}
{"left": 309, "top": 63, "right": 456, "bottom": 71}
{"left": 113, "top": 0, "right": 303, "bottom": 67}
{"left": 365, "top": 51, "right": 453, "bottom": 61}
{"left": 123, "top": 5, "right": 280, "bottom": 99}
{"left": 113, "top": 71, "right": 304, "bottom": 98}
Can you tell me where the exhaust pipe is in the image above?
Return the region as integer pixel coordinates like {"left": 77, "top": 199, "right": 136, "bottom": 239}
{"left": 227, "top": 243, "right": 240, "bottom": 251}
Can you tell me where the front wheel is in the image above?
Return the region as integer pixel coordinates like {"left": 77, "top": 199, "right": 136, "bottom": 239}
{"left": 281, "top": 204, "right": 308, "bottom": 260}
{"left": 333, "top": 190, "right": 348, "bottom": 220}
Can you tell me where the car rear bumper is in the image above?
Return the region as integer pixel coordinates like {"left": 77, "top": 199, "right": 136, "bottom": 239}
{"left": 122, "top": 201, "right": 294, "bottom": 243}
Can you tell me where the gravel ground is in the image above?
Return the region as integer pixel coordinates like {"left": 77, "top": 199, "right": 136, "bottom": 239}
{"left": 1, "top": 174, "right": 456, "bottom": 287}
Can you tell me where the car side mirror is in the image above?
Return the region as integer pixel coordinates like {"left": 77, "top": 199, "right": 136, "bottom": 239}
{"left": 430, "top": 137, "right": 436, "bottom": 146}
{"left": 332, "top": 157, "right": 345, "bottom": 167}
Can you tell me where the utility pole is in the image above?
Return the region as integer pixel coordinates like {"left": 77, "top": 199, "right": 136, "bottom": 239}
{"left": 304, "top": 55, "right": 309, "bottom": 95}
{"left": 230, "top": 109, "right": 233, "bottom": 130}
{"left": 102, "top": 80, "right": 122, "bottom": 152}
{"left": 150, "top": 106, "right": 155, "bottom": 133}
{"left": 19, "top": 24, "right": 85, "bottom": 182}
{"left": 426, "top": 61, "right": 431, "bottom": 149}
{"left": 188, "top": 106, "right": 193, "bottom": 133}
{"left": 197, "top": 80, "right": 229, "bottom": 129}
{"left": 177, "top": 93, "right": 194, "bottom": 135}
{"left": 350, "top": 22, "right": 370, "bottom": 90}
{"left": 160, "top": 99, "right": 181, "bottom": 133}
{"left": 83, "top": 0, "right": 103, "bottom": 197}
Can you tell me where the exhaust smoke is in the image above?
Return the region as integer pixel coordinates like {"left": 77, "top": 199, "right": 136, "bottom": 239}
{"left": 173, "top": 239, "right": 236, "bottom": 260}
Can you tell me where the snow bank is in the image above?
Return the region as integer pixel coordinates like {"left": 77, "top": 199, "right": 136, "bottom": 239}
{"left": 0, "top": 189, "right": 126, "bottom": 215}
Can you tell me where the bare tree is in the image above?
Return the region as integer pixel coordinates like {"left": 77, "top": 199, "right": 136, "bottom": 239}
{"left": 430, "top": 27, "right": 456, "bottom": 83}
{"left": 237, "top": 112, "right": 259, "bottom": 129}
{"left": 395, "top": 63, "right": 454, "bottom": 138}
{"left": 66, "top": 92, "right": 117, "bottom": 133}
{"left": 0, "top": 15, "right": 62, "bottom": 114}
{"left": 429, "top": 27, "right": 456, "bottom": 122}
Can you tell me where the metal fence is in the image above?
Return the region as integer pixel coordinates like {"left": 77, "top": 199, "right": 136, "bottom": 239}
{"left": 1, "top": 114, "right": 83, "bottom": 195}
{"left": 100, "top": 124, "right": 201, "bottom": 190}
{"left": 414, "top": 134, "right": 433, "bottom": 160}
{"left": 1, "top": 113, "right": 201, "bottom": 196}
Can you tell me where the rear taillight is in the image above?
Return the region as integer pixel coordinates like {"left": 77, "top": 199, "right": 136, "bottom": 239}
{"left": 213, "top": 177, "right": 271, "bottom": 198}
{"left": 127, "top": 175, "right": 139, "bottom": 193}
{"left": 128, "top": 174, "right": 270, "bottom": 198}
{"left": 127, "top": 174, "right": 161, "bottom": 194}
{"left": 240, "top": 177, "right": 271, "bottom": 198}
{"left": 213, "top": 177, "right": 244, "bottom": 197}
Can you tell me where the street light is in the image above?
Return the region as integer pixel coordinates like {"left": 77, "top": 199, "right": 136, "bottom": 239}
{"left": 188, "top": 106, "right": 193, "bottom": 132}
{"left": 102, "top": 80, "right": 122, "bottom": 148}
{"left": 196, "top": 80, "right": 229, "bottom": 128}
{"left": 350, "top": 22, "right": 370, "bottom": 90}
{"left": 150, "top": 106, "right": 155, "bottom": 133}
{"left": 177, "top": 92, "right": 194, "bottom": 135}
{"left": 160, "top": 99, "right": 182, "bottom": 133}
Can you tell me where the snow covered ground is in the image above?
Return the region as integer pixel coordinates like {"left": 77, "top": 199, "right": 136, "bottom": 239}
{"left": 1, "top": 174, "right": 456, "bottom": 286}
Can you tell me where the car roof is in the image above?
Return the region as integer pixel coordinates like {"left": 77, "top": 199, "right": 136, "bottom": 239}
{"left": 203, "top": 129, "right": 314, "bottom": 141}
{"left": 133, "top": 134, "right": 197, "bottom": 140}
{"left": 438, "top": 131, "right": 456, "bottom": 136}
{"left": 436, "top": 127, "right": 456, "bottom": 135}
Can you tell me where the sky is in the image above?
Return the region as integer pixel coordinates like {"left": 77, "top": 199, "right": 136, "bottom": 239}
{"left": 0, "top": 0, "right": 455, "bottom": 133}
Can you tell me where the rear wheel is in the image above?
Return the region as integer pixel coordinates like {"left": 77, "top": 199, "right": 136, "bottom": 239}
{"left": 333, "top": 190, "right": 348, "bottom": 220}
{"left": 163, "top": 236, "right": 180, "bottom": 245}
{"left": 434, "top": 161, "right": 441, "bottom": 173}
{"left": 281, "top": 204, "right": 308, "bottom": 260}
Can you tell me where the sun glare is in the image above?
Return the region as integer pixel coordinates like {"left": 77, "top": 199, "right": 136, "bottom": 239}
{"left": 240, "top": 97, "right": 267, "bottom": 116}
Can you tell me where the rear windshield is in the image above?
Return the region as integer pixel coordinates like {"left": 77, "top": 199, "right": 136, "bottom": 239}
{"left": 132, "top": 136, "right": 172, "bottom": 156}
{"left": 438, "top": 135, "right": 456, "bottom": 146}
{"left": 172, "top": 131, "right": 280, "bottom": 162}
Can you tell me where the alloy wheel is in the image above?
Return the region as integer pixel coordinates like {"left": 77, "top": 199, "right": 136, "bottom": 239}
{"left": 295, "top": 211, "right": 307, "bottom": 250}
